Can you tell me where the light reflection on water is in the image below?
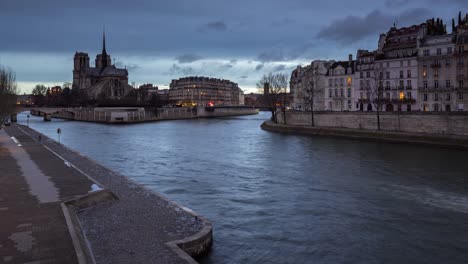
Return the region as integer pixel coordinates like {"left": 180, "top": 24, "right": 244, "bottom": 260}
{"left": 18, "top": 111, "right": 468, "bottom": 264}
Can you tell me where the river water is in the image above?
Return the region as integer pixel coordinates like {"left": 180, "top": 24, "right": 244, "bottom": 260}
{"left": 18, "top": 112, "right": 468, "bottom": 263}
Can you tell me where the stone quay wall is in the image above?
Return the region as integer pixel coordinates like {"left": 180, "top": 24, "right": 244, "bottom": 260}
{"left": 277, "top": 111, "right": 468, "bottom": 136}
{"left": 48, "top": 106, "right": 259, "bottom": 124}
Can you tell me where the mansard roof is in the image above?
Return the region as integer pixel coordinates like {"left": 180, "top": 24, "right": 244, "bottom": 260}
{"left": 386, "top": 23, "right": 425, "bottom": 38}
{"left": 326, "top": 60, "right": 355, "bottom": 76}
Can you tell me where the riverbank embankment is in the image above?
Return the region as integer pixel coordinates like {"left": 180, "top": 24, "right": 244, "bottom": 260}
{"left": 30, "top": 106, "right": 259, "bottom": 124}
{"left": 261, "top": 121, "right": 468, "bottom": 150}
{"left": 2, "top": 124, "right": 213, "bottom": 263}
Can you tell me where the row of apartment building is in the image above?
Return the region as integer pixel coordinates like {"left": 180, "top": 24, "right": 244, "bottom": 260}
{"left": 291, "top": 14, "right": 468, "bottom": 112}
{"left": 169, "top": 76, "right": 244, "bottom": 106}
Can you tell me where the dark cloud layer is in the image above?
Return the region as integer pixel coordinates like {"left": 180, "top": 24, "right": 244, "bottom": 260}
{"left": 0, "top": 0, "right": 465, "bottom": 90}
{"left": 204, "top": 21, "right": 228, "bottom": 32}
{"left": 175, "top": 54, "right": 203, "bottom": 63}
{"left": 317, "top": 8, "right": 433, "bottom": 44}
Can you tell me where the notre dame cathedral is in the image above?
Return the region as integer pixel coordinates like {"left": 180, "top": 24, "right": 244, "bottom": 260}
{"left": 72, "top": 32, "right": 133, "bottom": 100}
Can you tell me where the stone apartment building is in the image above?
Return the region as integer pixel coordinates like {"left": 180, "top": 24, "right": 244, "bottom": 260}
{"left": 375, "top": 24, "right": 424, "bottom": 112}
{"left": 354, "top": 50, "right": 377, "bottom": 111}
{"left": 455, "top": 16, "right": 468, "bottom": 111}
{"left": 169, "top": 76, "right": 244, "bottom": 106}
{"left": 324, "top": 55, "right": 355, "bottom": 111}
{"left": 289, "top": 14, "right": 468, "bottom": 112}
{"left": 290, "top": 60, "right": 333, "bottom": 111}
{"left": 418, "top": 33, "right": 457, "bottom": 111}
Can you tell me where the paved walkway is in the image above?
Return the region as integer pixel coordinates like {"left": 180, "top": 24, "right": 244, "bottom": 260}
{"left": 19, "top": 126, "right": 208, "bottom": 264}
{"left": 2, "top": 124, "right": 210, "bottom": 264}
{"left": 0, "top": 125, "right": 94, "bottom": 263}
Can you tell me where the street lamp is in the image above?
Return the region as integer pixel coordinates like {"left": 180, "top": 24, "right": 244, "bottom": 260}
{"left": 57, "top": 128, "right": 62, "bottom": 144}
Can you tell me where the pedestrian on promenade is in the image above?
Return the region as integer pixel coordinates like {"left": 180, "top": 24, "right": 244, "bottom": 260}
{"left": 38, "top": 134, "right": 42, "bottom": 142}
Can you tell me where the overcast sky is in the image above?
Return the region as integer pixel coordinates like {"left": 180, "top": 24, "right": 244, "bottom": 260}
{"left": 0, "top": 0, "right": 465, "bottom": 93}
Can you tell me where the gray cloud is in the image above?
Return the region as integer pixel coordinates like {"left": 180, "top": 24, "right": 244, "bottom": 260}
{"left": 256, "top": 43, "right": 315, "bottom": 63}
{"left": 220, "top": 64, "right": 233, "bottom": 69}
{"left": 273, "top": 64, "right": 286, "bottom": 72}
{"left": 175, "top": 54, "right": 203, "bottom": 63}
{"left": 168, "top": 64, "right": 194, "bottom": 75}
{"left": 270, "top": 18, "right": 295, "bottom": 27}
{"left": 0, "top": 0, "right": 462, "bottom": 92}
{"left": 384, "top": 0, "right": 409, "bottom": 8}
{"left": 204, "top": 21, "right": 227, "bottom": 32}
{"left": 115, "top": 61, "right": 139, "bottom": 71}
{"left": 317, "top": 8, "right": 433, "bottom": 44}
{"left": 257, "top": 51, "right": 287, "bottom": 63}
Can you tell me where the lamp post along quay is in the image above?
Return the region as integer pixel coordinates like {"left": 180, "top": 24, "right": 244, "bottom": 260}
{"left": 57, "top": 128, "right": 61, "bottom": 144}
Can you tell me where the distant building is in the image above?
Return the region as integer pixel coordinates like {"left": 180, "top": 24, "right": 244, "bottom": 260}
{"left": 418, "top": 33, "right": 457, "bottom": 111}
{"left": 455, "top": 14, "right": 468, "bottom": 110}
{"left": 137, "top": 83, "right": 159, "bottom": 101}
{"left": 375, "top": 23, "right": 424, "bottom": 112}
{"left": 290, "top": 13, "right": 468, "bottom": 112}
{"left": 72, "top": 32, "right": 133, "bottom": 100}
{"left": 169, "top": 76, "right": 244, "bottom": 106}
{"left": 244, "top": 93, "right": 262, "bottom": 106}
{"left": 324, "top": 55, "right": 355, "bottom": 111}
{"left": 355, "top": 50, "right": 377, "bottom": 111}
{"left": 16, "top": 94, "right": 33, "bottom": 105}
{"left": 290, "top": 60, "right": 333, "bottom": 110}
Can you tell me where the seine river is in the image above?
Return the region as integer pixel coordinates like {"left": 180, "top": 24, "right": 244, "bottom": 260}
{"left": 18, "top": 111, "right": 468, "bottom": 263}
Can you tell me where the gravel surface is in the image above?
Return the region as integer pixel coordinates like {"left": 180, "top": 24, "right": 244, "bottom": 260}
{"left": 20, "top": 125, "right": 206, "bottom": 264}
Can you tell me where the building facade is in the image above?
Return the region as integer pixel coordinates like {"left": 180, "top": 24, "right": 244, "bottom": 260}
{"left": 290, "top": 14, "right": 468, "bottom": 112}
{"left": 290, "top": 60, "right": 333, "bottom": 111}
{"left": 455, "top": 15, "right": 468, "bottom": 110}
{"left": 375, "top": 24, "right": 423, "bottom": 112}
{"left": 418, "top": 33, "right": 457, "bottom": 111}
{"left": 324, "top": 55, "right": 355, "bottom": 111}
{"left": 72, "top": 33, "right": 133, "bottom": 100}
{"left": 354, "top": 50, "right": 377, "bottom": 111}
{"left": 169, "top": 76, "right": 244, "bottom": 106}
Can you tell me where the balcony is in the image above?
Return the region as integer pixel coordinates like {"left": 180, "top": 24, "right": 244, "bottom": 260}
{"left": 406, "top": 86, "right": 412, "bottom": 90}
{"left": 430, "top": 63, "right": 441, "bottom": 68}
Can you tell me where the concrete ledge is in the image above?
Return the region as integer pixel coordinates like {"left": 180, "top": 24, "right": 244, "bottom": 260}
{"left": 166, "top": 222, "right": 213, "bottom": 264}
{"left": 61, "top": 190, "right": 118, "bottom": 264}
{"left": 261, "top": 121, "right": 468, "bottom": 150}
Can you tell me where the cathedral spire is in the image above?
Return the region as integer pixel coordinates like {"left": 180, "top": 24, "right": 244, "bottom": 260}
{"left": 100, "top": 28, "right": 109, "bottom": 69}
{"left": 102, "top": 29, "right": 107, "bottom": 56}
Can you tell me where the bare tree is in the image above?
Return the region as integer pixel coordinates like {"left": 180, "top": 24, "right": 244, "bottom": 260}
{"left": 302, "top": 65, "right": 321, "bottom": 126}
{"left": 369, "top": 67, "right": 385, "bottom": 130}
{"left": 257, "top": 72, "right": 288, "bottom": 123}
{"left": 0, "top": 66, "right": 18, "bottom": 125}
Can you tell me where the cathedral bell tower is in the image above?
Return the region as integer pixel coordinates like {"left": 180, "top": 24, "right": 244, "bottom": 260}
{"left": 73, "top": 52, "right": 90, "bottom": 89}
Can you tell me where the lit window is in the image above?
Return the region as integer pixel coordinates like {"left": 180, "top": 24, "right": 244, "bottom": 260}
{"left": 347, "top": 77, "right": 352, "bottom": 86}
{"left": 399, "top": 92, "right": 405, "bottom": 100}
